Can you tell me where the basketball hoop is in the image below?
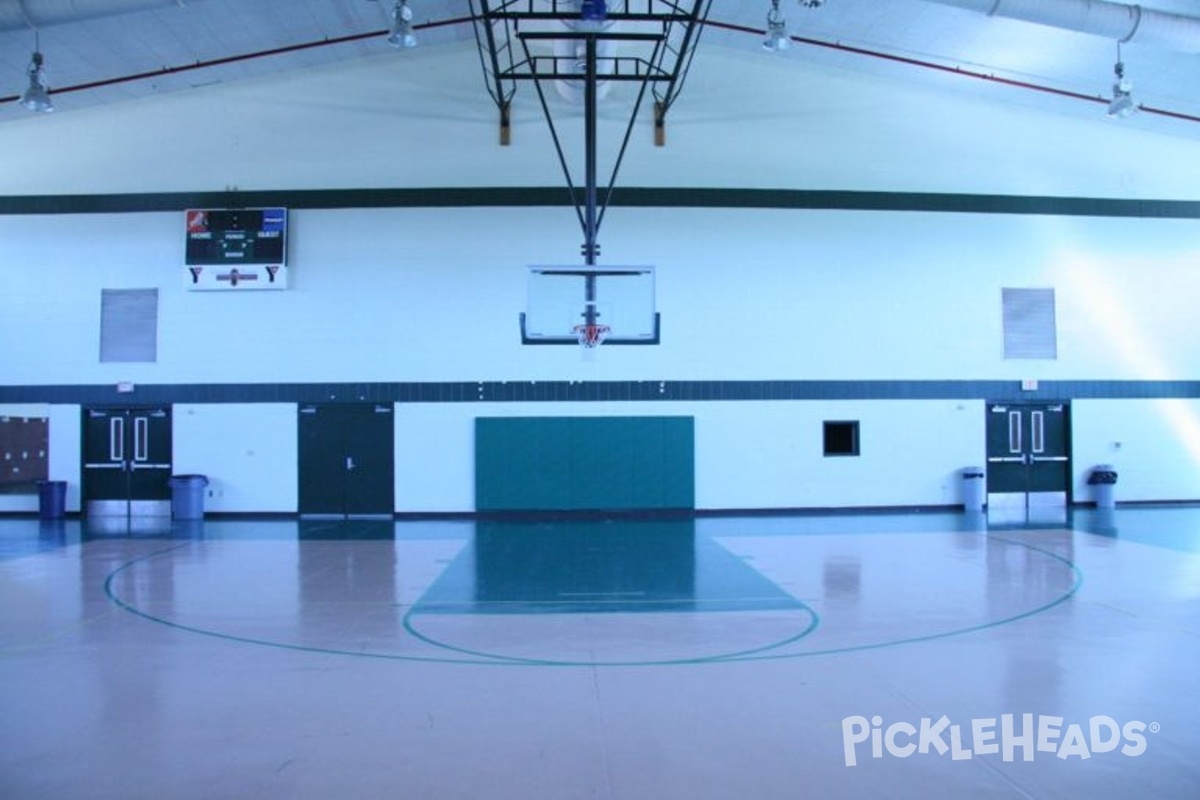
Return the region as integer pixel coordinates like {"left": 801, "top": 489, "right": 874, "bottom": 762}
{"left": 572, "top": 323, "right": 611, "bottom": 349}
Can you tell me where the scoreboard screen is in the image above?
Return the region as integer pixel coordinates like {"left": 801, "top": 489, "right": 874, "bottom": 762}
{"left": 185, "top": 208, "right": 287, "bottom": 266}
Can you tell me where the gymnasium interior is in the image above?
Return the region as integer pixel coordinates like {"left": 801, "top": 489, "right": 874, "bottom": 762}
{"left": 1, "top": 2, "right": 1198, "bottom": 798}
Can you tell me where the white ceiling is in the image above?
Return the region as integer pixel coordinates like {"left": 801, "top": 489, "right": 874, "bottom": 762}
{"left": 0, "top": 0, "right": 1197, "bottom": 138}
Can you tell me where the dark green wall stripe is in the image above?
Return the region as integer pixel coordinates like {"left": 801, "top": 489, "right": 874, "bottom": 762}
{"left": 2, "top": 380, "right": 1196, "bottom": 405}
{"left": 2, "top": 187, "right": 1199, "bottom": 218}
{"left": 0, "top": 188, "right": 568, "bottom": 215}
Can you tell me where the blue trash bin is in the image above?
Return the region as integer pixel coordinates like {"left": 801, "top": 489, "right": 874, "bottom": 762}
{"left": 169, "top": 475, "right": 209, "bottom": 520}
{"left": 1087, "top": 465, "right": 1118, "bottom": 509}
{"left": 37, "top": 480, "right": 67, "bottom": 520}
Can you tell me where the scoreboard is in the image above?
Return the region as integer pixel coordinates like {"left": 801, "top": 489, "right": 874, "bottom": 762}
{"left": 184, "top": 208, "right": 288, "bottom": 290}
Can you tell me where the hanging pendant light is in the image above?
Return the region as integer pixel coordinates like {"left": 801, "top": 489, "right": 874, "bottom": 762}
{"left": 388, "top": 0, "right": 417, "bottom": 49}
{"left": 762, "top": 0, "right": 789, "bottom": 53}
{"left": 20, "top": 38, "right": 54, "bottom": 114}
{"left": 1106, "top": 43, "right": 1137, "bottom": 119}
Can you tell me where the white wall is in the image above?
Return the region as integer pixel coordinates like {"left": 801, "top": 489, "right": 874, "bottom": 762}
{"left": 1073, "top": 399, "right": 1200, "bottom": 503}
{"left": 2, "top": 43, "right": 1197, "bottom": 512}
{"left": 3, "top": 207, "right": 1198, "bottom": 385}
{"left": 396, "top": 400, "right": 985, "bottom": 514}
{"left": 694, "top": 400, "right": 984, "bottom": 510}
{"left": 3, "top": 206, "right": 1197, "bottom": 509}
{"left": 172, "top": 404, "right": 297, "bottom": 513}
{"left": 49, "top": 405, "right": 82, "bottom": 513}
{"left": 159, "top": 397, "right": 1200, "bottom": 512}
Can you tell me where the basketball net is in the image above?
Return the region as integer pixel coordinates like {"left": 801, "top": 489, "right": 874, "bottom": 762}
{"left": 572, "top": 323, "right": 610, "bottom": 360}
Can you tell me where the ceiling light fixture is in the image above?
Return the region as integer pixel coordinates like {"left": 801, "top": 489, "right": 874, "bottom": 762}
{"left": 388, "top": 0, "right": 417, "bottom": 49}
{"left": 763, "top": 0, "right": 789, "bottom": 53}
{"left": 1106, "top": 43, "right": 1136, "bottom": 119}
{"left": 20, "top": 36, "right": 53, "bottom": 114}
{"left": 579, "top": 0, "right": 608, "bottom": 30}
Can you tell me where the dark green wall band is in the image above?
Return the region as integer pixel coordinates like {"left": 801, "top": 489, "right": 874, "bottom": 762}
{"left": 3, "top": 186, "right": 1199, "bottom": 218}
{"left": 1, "top": 380, "right": 1196, "bottom": 406}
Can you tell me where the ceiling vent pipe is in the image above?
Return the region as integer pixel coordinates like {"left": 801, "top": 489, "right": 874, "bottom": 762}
{"left": 0, "top": 1, "right": 210, "bottom": 32}
{"left": 918, "top": 0, "right": 1200, "bottom": 52}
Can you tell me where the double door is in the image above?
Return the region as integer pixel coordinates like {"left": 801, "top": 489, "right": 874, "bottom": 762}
{"left": 83, "top": 407, "right": 172, "bottom": 517}
{"left": 298, "top": 404, "right": 394, "bottom": 518}
{"left": 986, "top": 403, "right": 1070, "bottom": 507}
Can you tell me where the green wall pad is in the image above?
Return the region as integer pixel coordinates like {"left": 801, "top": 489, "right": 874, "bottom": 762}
{"left": 475, "top": 416, "right": 695, "bottom": 512}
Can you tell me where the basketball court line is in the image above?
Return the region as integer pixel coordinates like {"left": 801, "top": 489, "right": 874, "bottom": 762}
{"left": 95, "top": 527, "right": 1084, "bottom": 668}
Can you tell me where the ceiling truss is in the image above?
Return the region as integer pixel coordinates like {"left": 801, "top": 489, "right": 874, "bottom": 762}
{"left": 468, "top": 0, "right": 712, "bottom": 276}
{"left": 470, "top": 1, "right": 711, "bottom": 145}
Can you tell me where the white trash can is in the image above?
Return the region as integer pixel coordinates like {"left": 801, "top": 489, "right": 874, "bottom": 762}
{"left": 962, "top": 467, "right": 986, "bottom": 511}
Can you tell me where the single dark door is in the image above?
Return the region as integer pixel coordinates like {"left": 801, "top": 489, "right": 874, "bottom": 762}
{"left": 82, "top": 407, "right": 172, "bottom": 517}
{"left": 986, "top": 403, "right": 1070, "bottom": 504}
{"left": 298, "top": 404, "right": 394, "bottom": 518}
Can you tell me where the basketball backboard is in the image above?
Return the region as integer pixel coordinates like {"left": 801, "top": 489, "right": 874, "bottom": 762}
{"left": 521, "top": 265, "right": 659, "bottom": 345}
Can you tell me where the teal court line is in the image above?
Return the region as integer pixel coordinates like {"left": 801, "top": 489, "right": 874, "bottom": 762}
{"left": 100, "top": 534, "right": 1084, "bottom": 668}
{"left": 721, "top": 535, "right": 1085, "bottom": 662}
{"left": 101, "top": 544, "right": 545, "bottom": 667}
{"left": 101, "top": 543, "right": 821, "bottom": 667}
{"left": 398, "top": 601, "right": 822, "bottom": 667}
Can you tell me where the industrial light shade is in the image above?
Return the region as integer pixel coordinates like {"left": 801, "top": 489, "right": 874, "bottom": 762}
{"left": 20, "top": 50, "right": 53, "bottom": 113}
{"left": 580, "top": 1, "right": 607, "bottom": 22}
{"left": 578, "top": 0, "right": 608, "bottom": 32}
{"left": 388, "top": 1, "right": 416, "bottom": 49}
{"left": 1106, "top": 61, "right": 1136, "bottom": 118}
{"left": 762, "top": 3, "right": 789, "bottom": 52}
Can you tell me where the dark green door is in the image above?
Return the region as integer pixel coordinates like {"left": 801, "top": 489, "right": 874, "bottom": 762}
{"left": 82, "top": 407, "right": 172, "bottom": 516}
{"left": 298, "top": 404, "right": 394, "bottom": 518}
{"left": 986, "top": 403, "right": 1070, "bottom": 501}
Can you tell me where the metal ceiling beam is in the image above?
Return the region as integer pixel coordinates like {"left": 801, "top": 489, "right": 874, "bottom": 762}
{"left": 0, "top": 0, "right": 214, "bottom": 32}
{"left": 919, "top": 0, "right": 1200, "bottom": 52}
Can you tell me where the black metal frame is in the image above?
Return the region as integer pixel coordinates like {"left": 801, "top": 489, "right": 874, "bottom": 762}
{"left": 470, "top": 1, "right": 711, "bottom": 336}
